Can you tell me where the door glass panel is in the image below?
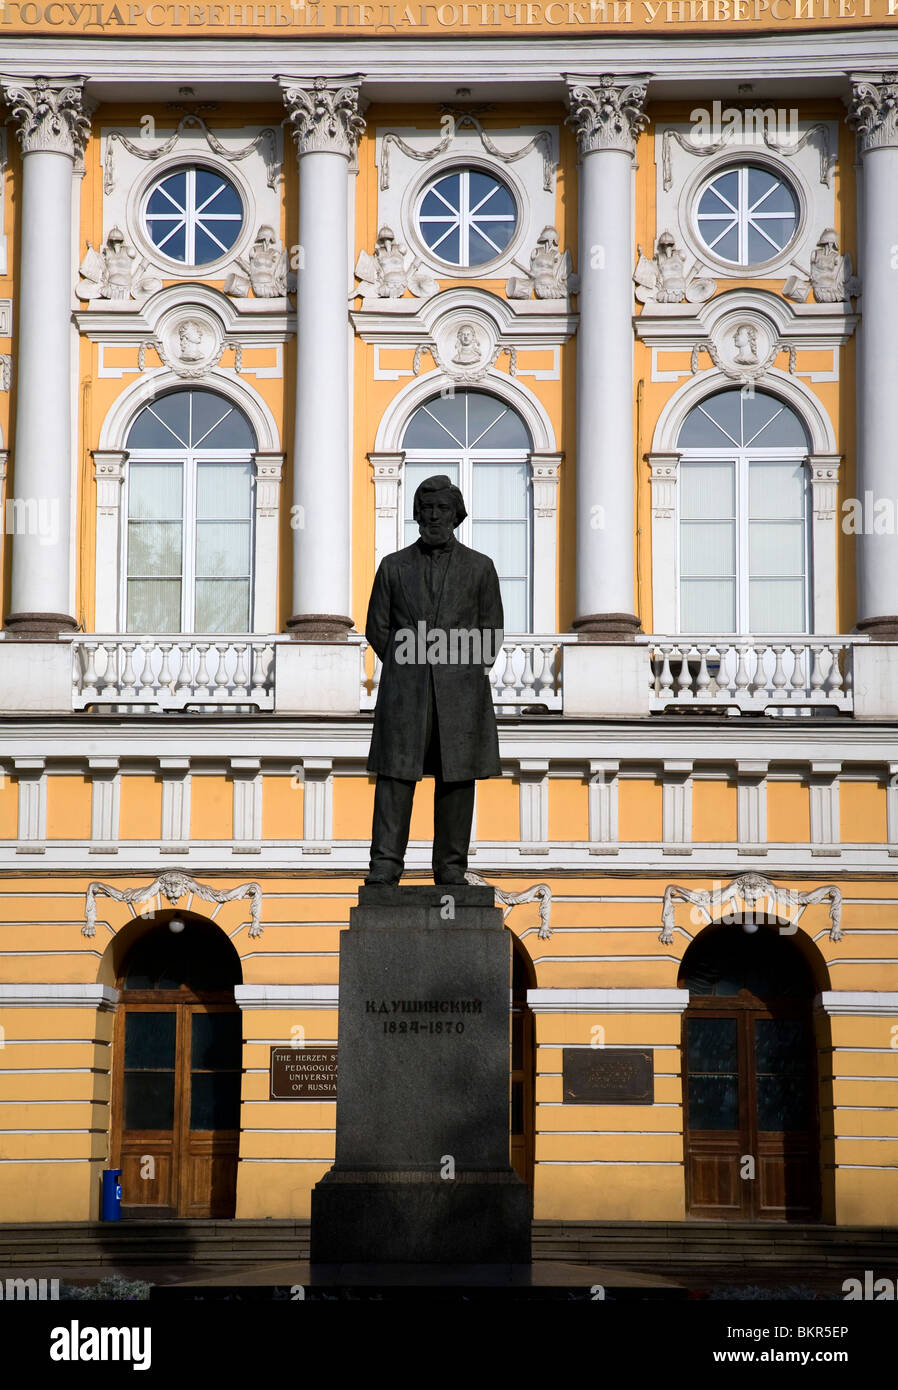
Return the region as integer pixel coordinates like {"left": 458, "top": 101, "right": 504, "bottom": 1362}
{"left": 190, "top": 1012, "right": 242, "bottom": 1130}
{"left": 754, "top": 1017, "right": 812, "bottom": 1131}
{"left": 123, "top": 1012, "right": 176, "bottom": 1130}
{"left": 686, "top": 1016, "right": 739, "bottom": 1129}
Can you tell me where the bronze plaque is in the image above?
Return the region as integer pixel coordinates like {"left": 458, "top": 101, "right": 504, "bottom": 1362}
{"left": 563, "top": 1048, "right": 654, "bottom": 1105}
{"left": 269, "top": 1046, "right": 337, "bottom": 1100}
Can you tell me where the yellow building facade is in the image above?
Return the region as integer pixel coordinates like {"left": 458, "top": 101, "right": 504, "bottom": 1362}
{"left": 0, "top": 8, "right": 897, "bottom": 1230}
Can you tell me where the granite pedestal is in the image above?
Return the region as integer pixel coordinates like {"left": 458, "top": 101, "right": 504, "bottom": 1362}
{"left": 310, "top": 885, "right": 532, "bottom": 1264}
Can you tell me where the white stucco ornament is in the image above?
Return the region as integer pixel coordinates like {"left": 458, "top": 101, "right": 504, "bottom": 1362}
{"left": 77, "top": 227, "right": 162, "bottom": 304}
{"left": 506, "top": 225, "right": 579, "bottom": 302}
{"left": 154, "top": 308, "right": 227, "bottom": 378}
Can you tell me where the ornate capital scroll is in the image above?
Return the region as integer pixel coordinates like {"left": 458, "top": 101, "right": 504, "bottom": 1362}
{"left": 1, "top": 76, "right": 91, "bottom": 159}
{"left": 847, "top": 73, "right": 898, "bottom": 153}
{"left": 565, "top": 75, "right": 650, "bottom": 157}
{"left": 84, "top": 870, "right": 263, "bottom": 938}
{"left": 659, "top": 872, "right": 842, "bottom": 945}
{"left": 281, "top": 76, "right": 365, "bottom": 159}
{"left": 465, "top": 871, "right": 553, "bottom": 940}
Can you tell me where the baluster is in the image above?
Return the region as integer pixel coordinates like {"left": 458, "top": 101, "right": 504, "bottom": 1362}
{"left": 826, "top": 642, "right": 844, "bottom": 698}
{"left": 674, "top": 647, "right": 692, "bottom": 699}
{"left": 174, "top": 642, "right": 193, "bottom": 695}
{"left": 789, "top": 643, "right": 806, "bottom": 697}
{"left": 158, "top": 643, "right": 174, "bottom": 691}
{"left": 770, "top": 645, "right": 788, "bottom": 699}
{"left": 809, "top": 643, "right": 826, "bottom": 697}
{"left": 211, "top": 643, "right": 229, "bottom": 695}
{"left": 733, "top": 644, "right": 752, "bottom": 698}
{"left": 233, "top": 642, "right": 249, "bottom": 694}
{"left": 539, "top": 643, "right": 558, "bottom": 701}
{"left": 80, "top": 641, "right": 99, "bottom": 693}
{"left": 498, "top": 645, "right": 516, "bottom": 701}
{"left": 195, "top": 643, "right": 211, "bottom": 694}
{"left": 657, "top": 647, "right": 674, "bottom": 699}
{"left": 520, "top": 644, "right": 536, "bottom": 700}
{"left": 120, "top": 642, "right": 137, "bottom": 696}
{"left": 695, "top": 645, "right": 712, "bottom": 699}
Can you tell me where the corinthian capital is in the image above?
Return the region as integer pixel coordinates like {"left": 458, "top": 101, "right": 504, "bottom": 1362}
{"left": 565, "top": 75, "right": 650, "bottom": 156}
{"left": 1, "top": 75, "right": 91, "bottom": 158}
{"left": 281, "top": 76, "right": 365, "bottom": 159}
{"left": 847, "top": 72, "right": 898, "bottom": 153}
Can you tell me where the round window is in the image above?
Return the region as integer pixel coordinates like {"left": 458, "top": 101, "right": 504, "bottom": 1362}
{"left": 416, "top": 167, "right": 518, "bottom": 269}
{"left": 142, "top": 165, "right": 244, "bottom": 268}
{"left": 695, "top": 164, "right": 799, "bottom": 267}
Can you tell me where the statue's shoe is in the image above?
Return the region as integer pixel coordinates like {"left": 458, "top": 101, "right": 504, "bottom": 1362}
{"left": 364, "top": 875, "right": 399, "bottom": 886}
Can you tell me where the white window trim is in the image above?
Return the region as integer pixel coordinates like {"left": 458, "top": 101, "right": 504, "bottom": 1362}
{"left": 675, "top": 444, "right": 811, "bottom": 637}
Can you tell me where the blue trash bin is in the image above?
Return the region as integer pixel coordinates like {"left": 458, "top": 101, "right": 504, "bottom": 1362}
{"left": 101, "top": 1168, "right": 122, "bottom": 1221}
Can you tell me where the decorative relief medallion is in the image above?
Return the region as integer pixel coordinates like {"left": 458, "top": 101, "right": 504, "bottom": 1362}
{"left": 414, "top": 314, "right": 517, "bottom": 383}
{"left": 154, "top": 309, "right": 227, "bottom": 378}
{"left": 690, "top": 310, "right": 795, "bottom": 384}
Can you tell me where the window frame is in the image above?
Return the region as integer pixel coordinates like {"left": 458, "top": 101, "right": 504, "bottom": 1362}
{"left": 411, "top": 161, "right": 523, "bottom": 275}
{"left": 121, "top": 395, "right": 257, "bottom": 636}
{"left": 138, "top": 160, "right": 247, "bottom": 275}
{"left": 690, "top": 157, "right": 804, "bottom": 275}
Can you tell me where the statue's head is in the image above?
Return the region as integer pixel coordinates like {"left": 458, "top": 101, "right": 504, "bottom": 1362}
{"left": 256, "top": 225, "right": 277, "bottom": 247}
{"left": 413, "top": 473, "right": 467, "bottom": 546}
{"left": 818, "top": 228, "right": 839, "bottom": 250}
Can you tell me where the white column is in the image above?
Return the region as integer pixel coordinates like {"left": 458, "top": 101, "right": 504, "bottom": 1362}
{"left": 736, "top": 761, "right": 768, "bottom": 857}
{"left": 0, "top": 76, "right": 90, "bottom": 634}
{"left": 89, "top": 757, "right": 120, "bottom": 851}
{"left": 847, "top": 76, "right": 898, "bottom": 637}
{"left": 566, "top": 75, "right": 649, "bottom": 640}
{"left": 809, "top": 761, "right": 840, "bottom": 855}
{"left": 587, "top": 759, "right": 619, "bottom": 855}
{"left": 302, "top": 757, "right": 333, "bottom": 852}
{"left": 661, "top": 760, "right": 692, "bottom": 854}
{"left": 92, "top": 450, "right": 127, "bottom": 632}
{"left": 281, "top": 77, "right": 364, "bottom": 639}
{"left": 518, "top": 759, "right": 549, "bottom": 851}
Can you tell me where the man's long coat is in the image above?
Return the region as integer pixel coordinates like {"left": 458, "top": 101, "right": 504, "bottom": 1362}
{"left": 365, "top": 539, "right": 504, "bottom": 783}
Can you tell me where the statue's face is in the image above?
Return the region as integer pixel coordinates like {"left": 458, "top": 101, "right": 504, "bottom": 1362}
{"left": 417, "top": 491, "right": 457, "bottom": 546}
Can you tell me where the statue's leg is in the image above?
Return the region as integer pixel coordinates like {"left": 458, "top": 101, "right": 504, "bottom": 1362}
{"left": 366, "top": 775, "right": 416, "bottom": 885}
{"left": 432, "top": 776, "right": 475, "bottom": 884}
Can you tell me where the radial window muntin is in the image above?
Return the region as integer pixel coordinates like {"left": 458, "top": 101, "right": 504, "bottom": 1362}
{"left": 141, "top": 163, "right": 246, "bottom": 269}
{"left": 414, "top": 165, "right": 520, "bottom": 271}
{"left": 693, "top": 162, "right": 801, "bottom": 269}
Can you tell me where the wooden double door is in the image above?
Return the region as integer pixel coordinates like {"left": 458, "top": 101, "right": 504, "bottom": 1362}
{"left": 681, "top": 925, "right": 821, "bottom": 1222}
{"left": 112, "top": 918, "right": 243, "bottom": 1219}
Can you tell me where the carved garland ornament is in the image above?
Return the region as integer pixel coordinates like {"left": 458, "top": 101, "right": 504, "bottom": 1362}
{"left": 659, "top": 872, "right": 842, "bottom": 945}
{"left": 3, "top": 77, "right": 91, "bottom": 159}
{"left": 379, "top": 112, "right": 556, "bottom": 192}
{"left": 84, "top": 871, "right": 263, "bottom": 938}
{"left": 661, "top": 121, "right": 834, "bottom": 191}
{"left": 465, "top": 871, "right": 552, "bottom": 940}
{"left": 282, "top": 77, "right": 365, "bottom": 159}
{"left": 103, "top": 114, "right": 280, "bottom": 194}
{"left": 565, "top": 76, "right": 650, "bottom": 156}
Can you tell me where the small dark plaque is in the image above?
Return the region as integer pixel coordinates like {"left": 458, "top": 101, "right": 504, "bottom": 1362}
{"left": 269, "top": 1046, "right": 337, "bottom": 1100}
{"left": 562, "top": 1048, "right": 654, "bottom": 1105}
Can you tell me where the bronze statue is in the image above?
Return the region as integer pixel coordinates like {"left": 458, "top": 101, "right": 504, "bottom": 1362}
{"left": 364, "top": 474, "right": 504, "bottom": 885}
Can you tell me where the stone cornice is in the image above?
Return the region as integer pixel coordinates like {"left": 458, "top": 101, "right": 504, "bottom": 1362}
{"left": 0, "top": 75, "right": 91, "bottom": 158}
{"left": 279, "top": 74, "right": 365, "bottom": 159}
{"left": 564, "top": 74, "right": 651, "bottom": 156}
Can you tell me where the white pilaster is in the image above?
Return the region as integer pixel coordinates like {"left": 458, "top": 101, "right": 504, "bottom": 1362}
{"left": 587, "top": 759, "right": 619, "bottom": 855}
{"left": 518, "top": 759, "right": 549, "bottom": 851}
{"left": 847, "top": 75, "right": 898, "bottom": 637}
{"left": 281, "top": 76, "right": 364, "bottom": 639}
{"left": 92, "top": 450, "right": 127, "bottom": 633}
{"left": 647, "top": 449, "right": 681, "bottom": 634}
{"left": 662, "top": 760, "right": 692, "bottom": 854}
{"left": 809, "top": 761, "right": 841, "bottom": 855}
{"left": 530, "top": 451, "right": 562, "bottom": 632}
{"left": 252, "top": 450, "right": 284, "bottom": 633}
{"left": 159, "top": 758, "right": 190, "bottom": 848}
{"left": 566, "top": 74, "right": 649, "bottom": 640}
{"left": 231, "top": 758, "right": 262, "bottom": 850}
{"left": 15, "top": 758, "right": 46, "bottom": 851}
{"left": 302, "top": 757, "right": 333, "bottom": 851}
{"left": 888, "top": 762, "right": 898, "bottom": 858}
{"left": 807, "top": 453, "right": 841, "bottom": 634}
{"left": 368, "top": 450, "right": 405, "bottom": 570}
{"left": 89, "top": 757, "right": 120, "bottom": 851}
{"left": 736, "top": 761, "right": 768, "bottom": 856}
{"left": 0, "top": 76, "right": 91, "bottom": 634}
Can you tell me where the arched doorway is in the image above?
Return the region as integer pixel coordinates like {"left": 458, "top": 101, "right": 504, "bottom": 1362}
{"left": 679, "top": 922, "right": 820, "bottom": 1221}
{"left": 509, "top": 934, "right": 535, "bottom": 1187}
{"left": 111, "top": 914, "right": 243, "bottom": 1219}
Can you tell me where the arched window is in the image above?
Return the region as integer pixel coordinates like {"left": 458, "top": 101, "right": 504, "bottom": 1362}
{"left": 401, "top": 390, "right": 533, "bottom": 631}
{"left": 124, "top": 389, "right": 256, "bottom": 633}
{"left": 676, "top": 388, "right": 810, "bottom": 634}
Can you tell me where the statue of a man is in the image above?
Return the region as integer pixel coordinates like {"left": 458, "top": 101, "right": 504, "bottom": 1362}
{"left": 364, "top": 475, "right": 504, "bottom": 886}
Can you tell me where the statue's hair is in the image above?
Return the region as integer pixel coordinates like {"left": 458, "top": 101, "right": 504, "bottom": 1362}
{"left": 412, "top": 473, "right": 468, "bottom": 525}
